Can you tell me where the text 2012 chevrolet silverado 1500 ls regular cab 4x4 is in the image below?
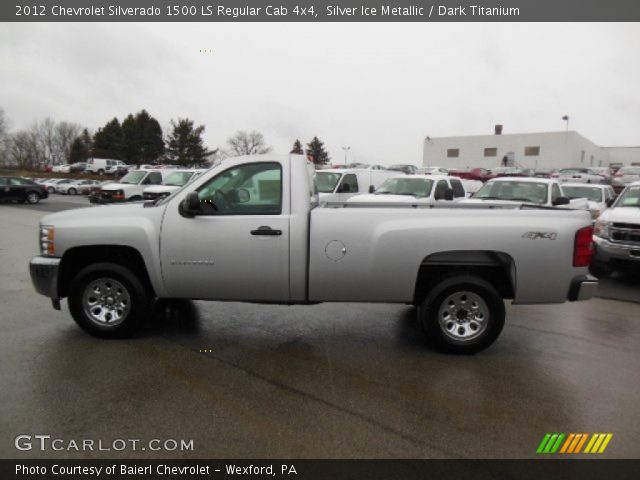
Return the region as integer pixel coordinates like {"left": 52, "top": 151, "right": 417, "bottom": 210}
{"left": 29, "top": 154, "right": 598, "bottom": 354}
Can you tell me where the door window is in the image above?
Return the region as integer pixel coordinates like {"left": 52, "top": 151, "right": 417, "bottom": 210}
{"left": 339, "top": 174, "right": 359, "bottom": 193}
{"left": 0, "top": 178, "right": 8, "bottom": 186}
{"left": 450, "top": 179, "right": 465, "bottom": 198}
{"left": 434, "top": 180, "right": 448, "bottom": 199}
{"left": 197, "top": 162, "right": 282, "bottom": 215}
{"left": 551, "top": 183, "right": 562, "bottom": 202}
{"left": 143, "top": 172, "right": 163, "bottom": 185}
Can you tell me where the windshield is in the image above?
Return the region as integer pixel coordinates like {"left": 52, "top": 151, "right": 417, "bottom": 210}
{"left": 316, "top": 172, "right": 342, "bottom": 193}
{"left": 615, "top": 186, "right": 640, "bottom": 207}
{"left": 562, "top": 186, "right": 603, "bottom": 202}
{"left": 163, "top": 171, "right": 194, "bottom": 186}
{"left": 375, "top": 178, "right": 433, "bottom": 197}
{"left": 120, "top": 171, "right": 147, "bottom": 184}
{"left": 560, "top": 169, "right": 586, "bottom": 174}
{"left": 619, "top": 167, "right": 640, "bottom": 175}
{"left": 474, "top": 181, "right": 548, "bottom": 204}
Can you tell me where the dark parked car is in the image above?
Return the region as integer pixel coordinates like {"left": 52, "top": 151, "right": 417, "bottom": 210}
{"left": 0, "top": 176, "right": 48, "bottom": 204}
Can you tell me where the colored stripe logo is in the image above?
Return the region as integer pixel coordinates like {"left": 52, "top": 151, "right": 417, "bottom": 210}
{"left": 537, "top": 433, "right": 612, "bottom": 454}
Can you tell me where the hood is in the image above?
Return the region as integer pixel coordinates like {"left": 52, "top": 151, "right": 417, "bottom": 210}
{"left": 102, "top": 183, "right": 137, "bottom": 192}
{"left": 460, "top": 198, "right": 524, "bottom": 206}
{"left": 41, "top": 203, "right": 156, "bottom": 227}
{"left": 144, "top": 185, "right": 180, "bottom": 194}
{"left": 347, "top": 194, "right": 431, "bottom": 204}
{"left": 599, "top": 207, "right": 640, "bottom": 224}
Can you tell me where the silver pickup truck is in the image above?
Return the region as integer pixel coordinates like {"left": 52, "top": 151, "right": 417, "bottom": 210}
{"left": 29, "top": 154, "right": 598, "bottom": 354}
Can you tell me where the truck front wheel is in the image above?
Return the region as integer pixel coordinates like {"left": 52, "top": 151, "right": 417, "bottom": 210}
{"left": 68, "top": 262, "right": 150, "bottom": 338}
{"left": 420, "top": 274, "right": 505, "bottom": 354}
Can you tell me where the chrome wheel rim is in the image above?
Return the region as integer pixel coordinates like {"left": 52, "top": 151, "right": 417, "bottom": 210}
{"left": 438, "top": 291, "right": 489, "bottom": 342}
{"left": 27, "top": 192, "right": 39, "bottom": 203}
{"left": 82, "top": 278, "right": 131, "bottom": 327}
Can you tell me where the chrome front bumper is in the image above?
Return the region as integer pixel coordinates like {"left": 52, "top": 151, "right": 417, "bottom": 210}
{"left": 593, "top": 236, "right": 640, "bottom": 263}
{"left": 29, "top": 256, "right": 61, "bottom": 300}
{"left": 568, "top": 275, "right": 598, "bottom": 302}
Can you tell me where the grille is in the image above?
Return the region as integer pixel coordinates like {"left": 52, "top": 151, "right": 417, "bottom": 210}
{"left": 611, "top": 223, "right": 640, "bottom": 246}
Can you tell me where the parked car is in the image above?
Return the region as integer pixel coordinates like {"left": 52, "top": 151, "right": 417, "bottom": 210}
{"left": 560, "top": 183, "right": 617, "bottom": 220}
{"left": 51, "top": 164, "right": 71, "bottom": 173}
{"left": 97, "top": 170, "right": 165, "bottom": 203}
{"left": 417, "top": 166, "right": 450, "bottom": 176}
{"left": 41, "top": 178, "right": 71, "bottom": 193}
{"left": 85, "top": 157, "right": 127, "bottom": 175}
{"left": 0, "top": 176, "right": 48, "bottom": 204}
{"left": 346, "top": 175, "right": 466, "bottom": 205}
{"left": 533, "top": 169, "right": 559, "bottom": 179}
{"left": 387, "top": 164, "right": 418, "bottom": 175}
{"left": 462, "top": 177, "right": 588, "bottom": 210}
{"left": 29, "top": 154, "right": 597, "bottom": 354}
{"left": 612, "top": 166, "right": 640, "bottom": 192}
{"left": 449, "top": 168, "right": 491, "bottom": 182}
{"left": 486, "top": 167, "right": 527, "bottom": 179}
{"left": 143, "top": 170, "right": 202, "bottom": 201}
{"left": 590, "top": 167, "right": 612, "bottom": 184}
{"left": 69, "top": 162, "right": 88, "bottom": 173}
{"left": 316, "top": 168, "right": 398, "bottom": 202}
{"left": 57, "top": 179, "right": 101, "bottom": 195}
{"left": 592, "top": 181, "right": 640, "bottom": 277}
{"left": 557, "top": 168, "right": 604, "bottom": 184}
{"left": 53, "top": 179, "right": 75, "bottom": 193}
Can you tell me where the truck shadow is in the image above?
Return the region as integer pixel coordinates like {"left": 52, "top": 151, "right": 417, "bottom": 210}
{"left": 142, "top": 299, "right": 202, "bottom": 336}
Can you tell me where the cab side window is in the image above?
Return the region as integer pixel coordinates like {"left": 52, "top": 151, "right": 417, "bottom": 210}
{"left": 551, "top": 183, "right": 562, "bottom": 202}
{"left": 434, "top": 180, "right": 448, "bottom": 199}
{"left": 143, "top": 172, "right": 163, "bottom": 185}
{"left": 197, "top": 162, "right": 282, "bottom": 215}
{"left": 339, "top": 174, "right": 358, "bottom": 193}
{"left": 450, "top": 179, "right": 465, "bottom": 198}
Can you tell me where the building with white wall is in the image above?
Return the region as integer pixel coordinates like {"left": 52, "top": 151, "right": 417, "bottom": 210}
{"left": 603, "top": 146, "right": 640, "bottom": 169}
{"left": 423, "top": 127, "right": 611, "bottom": 171}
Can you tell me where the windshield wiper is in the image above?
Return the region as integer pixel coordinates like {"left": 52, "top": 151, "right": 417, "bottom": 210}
{"left": 505, "top": 197, "right": 540, "bottom": 203}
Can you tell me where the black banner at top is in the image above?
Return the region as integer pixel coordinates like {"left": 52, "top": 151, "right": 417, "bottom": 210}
{"left": 3, "top": 0, "right": 640, "bottom": 22}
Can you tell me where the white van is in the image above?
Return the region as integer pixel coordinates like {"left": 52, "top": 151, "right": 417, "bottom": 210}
{"left": 316, "top": 168, "right": 398, "bottom": 202}
{"left": 142, "top": 170, "right": 204, "bottom": 201}
{"left": 85, "top": 157, "right": 127, "bottom": 175}
{"left": 98, "top": 170, "right": 166, "bottom": 203}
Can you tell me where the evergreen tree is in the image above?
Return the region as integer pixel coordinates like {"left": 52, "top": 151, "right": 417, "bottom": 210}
{"left": 165, "top": 118, "right": 216, "bottom": 167}
{"left": 69, "top": 136, "right": 89, "bottom": 164}
{"left": 306, "top": 136, "right": 330, "bottom": 165}
{"left": 122, "top": 110, "right": 164, "bottom": 164}
{"left": 92, "top": 118, "right": 123, "bottom": 159}
{"left": 290, "top": 139, "right": 304, "bottom": 155}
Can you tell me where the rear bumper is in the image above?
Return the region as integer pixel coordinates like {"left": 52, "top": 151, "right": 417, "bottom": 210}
{"left": 568, "top": 275, "right": 598, "bottom": 302}
{"left": 29, "top": 256, "right": 61, "bottom": 299}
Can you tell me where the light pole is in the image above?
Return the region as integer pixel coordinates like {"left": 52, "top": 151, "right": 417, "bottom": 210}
{"left": 342, "top": 146, "right": 351, "bottom": 166}
{"left": 562, "top": 115, "right": 569, "bottom": 132}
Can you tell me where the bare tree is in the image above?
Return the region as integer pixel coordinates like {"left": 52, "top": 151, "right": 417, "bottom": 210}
{"left": 54, "top": 121, "right": 82, "bottom": 163}
{"left": 8, "top": 131, "right": 38, "bottom": 169}
{"left": 0, "top": 108, "right": 8, "bottom": 165}
{"left": 226, "top": 130, "right": 272, "bottom": 157}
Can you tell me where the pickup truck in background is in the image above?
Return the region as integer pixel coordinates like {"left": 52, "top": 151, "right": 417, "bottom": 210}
{"left": 592, "top": 181, "right": 640, "bottom": 277}
{"left": 29, "top": 154, "right": 597, "bottom": 354}
{"left": 97, "top": 169, "right": 166, "bottom": 203}
{"left": 346, "top": 175, "right": 466, "bottom": 205}
{"left": 462, "top": 177, "right": 589, "bottom": 210}
{"left": 142, "top": 169, "right": 203, "bottom": 201}
{"left": 316, "top": 168, "right": 397, "bottom": 202}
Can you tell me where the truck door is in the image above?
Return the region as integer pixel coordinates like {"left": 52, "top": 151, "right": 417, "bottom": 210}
{"left": 159, "top": 161, "right": 290, "bottom": 301}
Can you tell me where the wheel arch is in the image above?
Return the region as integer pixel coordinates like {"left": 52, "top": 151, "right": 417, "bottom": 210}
{"left": 413, "top": 250, "right": 516, "bottom": 305}
{"left": 58, "top": 245, "right": 155, "bottom": 299}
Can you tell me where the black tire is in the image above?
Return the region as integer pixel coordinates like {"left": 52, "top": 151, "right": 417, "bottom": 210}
{"left": 129, "top": 196, "right": 142, "bottom": 202}
{"left": 68, "top": 188, "right": 77, "bottom": 195}
{"left": 47, "top": 186, "right": 54, "bottom": 193}
{"left": 589, "top": 261, "right": 613, "bottom": 278}
{"left": 420, "top": 274, "right": 505, "bottom": 354}
{"left": 98, "top": 169, "right": 105, "bottom": 175}
{"left": 25, "top": 191, "right": 40, "bottom": 204}
{"left": 68, "top": 262, "right": 151, "bottom": 338}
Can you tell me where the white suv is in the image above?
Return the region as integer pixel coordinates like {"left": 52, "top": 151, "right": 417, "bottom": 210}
{"left": 97, "top": 170, "right": 165, "bottom": 203}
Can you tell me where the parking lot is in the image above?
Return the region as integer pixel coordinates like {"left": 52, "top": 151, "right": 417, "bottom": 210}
{"left": 1, "top": 195, "right": 639, "bottom": 459}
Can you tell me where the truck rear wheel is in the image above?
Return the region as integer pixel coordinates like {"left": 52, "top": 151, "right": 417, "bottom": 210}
{"left": 68, "top": 262, "right": 150, "bottom": 338}
{"left": 420, "top": 274, "right": 505, "bottom": 354}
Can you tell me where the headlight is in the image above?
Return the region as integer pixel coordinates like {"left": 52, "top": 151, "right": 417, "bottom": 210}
{"left": 593, "top": 220, "right": 610, "bottom": 239}
{"left": 40, "top": 225, "right": 55, "bottom": 256}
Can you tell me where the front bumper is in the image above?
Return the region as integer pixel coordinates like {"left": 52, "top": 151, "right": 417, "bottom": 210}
{"left": 29, "top": 256, "right": 61, "bottom": 299}
{"left": 568, "top": 275, "right": 598, "bottom": 302}
{"left": 593, "top": 236, "right": 640, "bottom": 264}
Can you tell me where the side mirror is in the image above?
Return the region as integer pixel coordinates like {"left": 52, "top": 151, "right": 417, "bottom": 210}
{"left": 552, "top": 196, "right": 570, "bottom": 206}
{"left": 605, "top": 198, "right": 615, "bottom": 208}
{"left": 179, "top": 191, "right": 201, "bottom": 217}
{"left": 444, "top": 188, "right": 455, "bottom": 201}
{"left": 368, "top": 185, "right": 375, "bottom": 194}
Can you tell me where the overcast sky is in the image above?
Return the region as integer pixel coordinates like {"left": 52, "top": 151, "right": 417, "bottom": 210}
{"left": 1, "top": 22, "right": 639, "bottom": 165}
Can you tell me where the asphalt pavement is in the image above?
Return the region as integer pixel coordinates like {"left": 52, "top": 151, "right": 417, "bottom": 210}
{"left": 1, "top": 195, "right": 639, "bottom": 459}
